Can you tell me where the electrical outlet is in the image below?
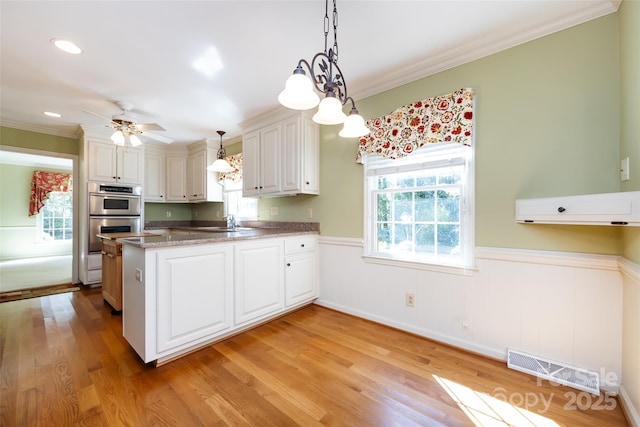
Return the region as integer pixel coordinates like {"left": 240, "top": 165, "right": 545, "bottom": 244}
{"left": 307, "top": 207, "right": 313, "bottom": 219}
{"left": 135, "top": 268, "right": 143, "bottom": 282}
{"left": 406, "top": 293, "right": 415, "bottom": 307}
{"left": 270, "top": 206, "right": 279, "bottom": 216}
{"left": 166, "top": 211, "right": 172, "bottom": 218}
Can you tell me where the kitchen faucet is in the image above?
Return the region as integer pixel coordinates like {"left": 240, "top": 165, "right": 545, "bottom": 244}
{"left": 226, "top": 214, "right": 235, "bottom": 230}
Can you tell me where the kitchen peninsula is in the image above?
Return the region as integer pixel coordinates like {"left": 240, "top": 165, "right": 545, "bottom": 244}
{"left": 119, "top": 222, "right": 319, "bottom": 365}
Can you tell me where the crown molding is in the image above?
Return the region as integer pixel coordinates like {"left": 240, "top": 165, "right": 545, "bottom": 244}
{"left": 0, "top": 120, "right": 80, "bottom": 139}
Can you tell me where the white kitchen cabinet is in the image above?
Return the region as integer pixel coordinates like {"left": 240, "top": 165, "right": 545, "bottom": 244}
{"left": 515, "top": 191, "right": 640, "bottom": 226}
{"left": 242, "top": 123, "right": 281, "bottom": 197}
{"left": 234, "top": 239, "right": 284, "bottom": 325}
{"left": 241, "top": 110, "right": 319, "bottom": 197}
{"left": 166, "top": 155, "right": 188, "bottom": 202}
{"left": 156, "top": 244, "right": 233, "bottom": 353}
{"left": 144, "top": 150, "right": 165, "bottom": 202}
{"left": 187, "top": 140, "right": 223, "bottom": 202}
{"left": 88, "top": 140, "right": 143, "bottom": 184}
{"left": 284, "top": 235, "right": 318, "bottom": 307}
{"left": 281, "top": 114, "right": 320, "bottom": 195}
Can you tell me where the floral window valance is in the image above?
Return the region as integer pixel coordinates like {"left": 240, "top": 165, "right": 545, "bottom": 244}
{"left": 218, "top": 153, "right": 243, "bottom": 183}
{"left": 29, "top": 170, "right": 72, "bottom": 217}
{"left": 357, "top": 87, "right": 475, "bottom": 162}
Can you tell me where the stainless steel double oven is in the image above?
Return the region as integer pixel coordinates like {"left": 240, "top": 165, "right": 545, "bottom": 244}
{"left": 87, "top": 182, "right": 141, "bottom": 253}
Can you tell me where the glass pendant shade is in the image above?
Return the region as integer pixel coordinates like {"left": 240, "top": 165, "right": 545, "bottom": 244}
{"left": 339, "top": 110, "right": 370, "bottom": 138}
{"left": 312, "top": 96, "right": 347, "bottom": 125}
{"left": 129, "top": 134, "right": 142, "bottom": 147}
{"left": 278, "top": 73, "right": 320, "bottom": 110}
{"left": 111, "top": 130, "right": 125, "bottom": 146}
{"left": 208, "top": 158, "right": 233, "bottom": 173}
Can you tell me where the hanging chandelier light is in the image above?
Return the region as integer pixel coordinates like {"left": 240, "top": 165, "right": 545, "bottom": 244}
{"left": 208, "top": 130, "right": 234, "bottom": 173}
{"left": 278, "top": 0, "right": 370, "bottom": 138}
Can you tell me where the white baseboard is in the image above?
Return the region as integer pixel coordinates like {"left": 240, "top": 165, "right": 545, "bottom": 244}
{"left": 619, "top": 384, "right": 640, "bottom": 427}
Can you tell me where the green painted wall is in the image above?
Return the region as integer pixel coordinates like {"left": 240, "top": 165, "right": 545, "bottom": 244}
{"left": 0, "top": 127, "right": 79, "bottom": 155}
{"left": 263, "top": 13, "right": 628, "bottom": 256}
{"left": 619, "top": 0, "right": 640, "bottom": 263}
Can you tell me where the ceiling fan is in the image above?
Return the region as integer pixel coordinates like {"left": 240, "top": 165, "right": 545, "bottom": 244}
{"left": 83, "top": 101, "right": 173, "bottom": 146}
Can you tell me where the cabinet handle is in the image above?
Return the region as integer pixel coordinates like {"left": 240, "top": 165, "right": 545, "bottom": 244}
{"left": 558, "top": 207, "right": 566, "bottom": 213}
{"left": 112, "top": 176, "right": 116, "bottom": 179}
{"left": 300, "top": 244, "right": 305, "bottom": 247}
{"left": 286, "top": 263, "right": 291, "bottom": 267}
{"left": 306, "top": 181, "right": 310, "bottom": 185}
{"left": 254, "top": 186, "right": 258, "bottom": 190}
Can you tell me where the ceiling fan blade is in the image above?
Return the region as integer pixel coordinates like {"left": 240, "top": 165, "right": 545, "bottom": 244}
{"left": 142, "top": 131, "right": 173, "bottom": 144}
{"left": 138, "top": 123, "right": 165, "bottom": 132}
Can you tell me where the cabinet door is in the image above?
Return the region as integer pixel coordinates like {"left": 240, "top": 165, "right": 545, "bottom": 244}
{"left": 285, "top": 252, "right": 316, "bottom": 307}
{"left": 101, "top": 240, "right": 122, "bottom": 311}
{"left": 166, "top": 156, "right": 188, "bottom": 202}
{"left": 156, "top": 244, "right": 233, "bottom": 353}
{"left": 234, "top": 239, "right": 284, "bottom": 324}
{"left": 88, "top": 141, "right": 118, "bottom": 182}
{"left": 144, "top": 152, "right": 165, "bottom": 202}
{"left": 281, "top": 116, "right": 301, "bottom": 193}
{"left": 117, "top": 147, "right": 144, "bottom": 184}
{"left": 187, "top": 150, "right": 206, "bottom": 201}
{"left": 259, "top": 123, "right": 282, "bottom": 195}
{"left": 302, "top": 115, "right": 320, "bottom": 194}
{"left": 242, "top": 131, "right": 260, "bottom": 197}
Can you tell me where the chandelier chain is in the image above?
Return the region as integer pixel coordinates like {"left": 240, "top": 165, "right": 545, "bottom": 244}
{"left": 332, "top": 0, "right": 338, "bottom": 61}
{"left": 323, "top": 0, "right": 329, "bottom": 54}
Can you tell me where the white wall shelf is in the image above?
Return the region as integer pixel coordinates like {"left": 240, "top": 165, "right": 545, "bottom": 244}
{"left": 515, "top": 191, "right": 640, "bottom": 226}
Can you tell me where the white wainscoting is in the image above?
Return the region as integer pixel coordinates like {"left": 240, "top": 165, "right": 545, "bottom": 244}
{"left": 620, "top": 258, "right": 640, "bottom": 427}
{"left": 317, "top": 237, "right": 625, "bottom": 394}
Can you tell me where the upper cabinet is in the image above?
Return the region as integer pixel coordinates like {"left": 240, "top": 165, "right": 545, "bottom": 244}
{"left": 165, "top": 154, "right": 188, "bottom": 202}
{"left": 515, "top": 191, "right": 640, "bottom": 226}
{"left": 240, "top": 110, "right": 319, "bottom": 198}
{"left": 87, "top": 140, "right": 143, "bottom": 185}
{"left": 186, "top": 140, "right": 223, "bottom": 203}
{"left": 144, "top": 149, "right": 165, "bottom": 201}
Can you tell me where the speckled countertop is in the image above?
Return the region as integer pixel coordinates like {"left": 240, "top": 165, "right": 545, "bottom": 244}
{"left": 118, "top": 221, "right": 319, "bottom": 249}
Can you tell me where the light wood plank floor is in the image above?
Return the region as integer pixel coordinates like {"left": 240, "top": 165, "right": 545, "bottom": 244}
{"left": 0, "top": 288, "right": 630, "bottom": 426}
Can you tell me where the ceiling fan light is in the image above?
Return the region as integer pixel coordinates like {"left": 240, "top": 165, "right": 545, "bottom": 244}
{"left": 312, "top": 95, "right": 347, "bottom": 125}
{"left": 51, "top": 38, "right": 82, "bottom": 54}
{"left": 278, "top": 72, "right": 320, "bottom": 110}
{"left": 111, "top": 130, "right": 125, "bottom": 146}
{"left": 208, "top": 158, "right": 234, "bottom": 173}
{"left": 129, "top": 134, "right": 142, "bottom": 147}
{"left": 339, "top": 109, "right": 370, "bottom": 138}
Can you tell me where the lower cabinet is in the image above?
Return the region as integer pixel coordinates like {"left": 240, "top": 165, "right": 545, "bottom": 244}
{"left": 101, "top": 239, "right": 122, "bottom": 311}
{"left": 234, "top": 239, "right": 284, "bottom": 325}
{"left": 156, "top": 244, "right": 233, "bottom": 353}
{"left": 122, "top": 235, "right": 317, "bottom": 364}
{"left": 284, "top": 236, "right": 317, "bottom": 307}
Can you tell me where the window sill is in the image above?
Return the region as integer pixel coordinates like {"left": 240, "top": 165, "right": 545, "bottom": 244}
{"left": 362, "top": 255, "right": 477, "bottom": 276}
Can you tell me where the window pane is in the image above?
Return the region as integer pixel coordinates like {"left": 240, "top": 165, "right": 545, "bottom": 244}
{"left": 376, "top": 223, "right": 391, "bottom": 251}
{"left": 393, "top": 223, "right": 412, "bottom": 248}
{"left": 376, "top": 193, "right": 391, "bottom": 221}
{"left": 415, "top": 191, "right": 435, "bottom": 222}
{"left": 437, "top": 189, "right": 460, "bottom": 222}
{"left": 393, "top": 192, "right": 413, "bottom": 222}
{"left": 437, "top": 224, "right": 460, "bottom": 255}
{"left": 415, "top": 224, "right": 435, "bottom": 254}
{"left": 416, "top": 171, "right": 437, "bottom": 187}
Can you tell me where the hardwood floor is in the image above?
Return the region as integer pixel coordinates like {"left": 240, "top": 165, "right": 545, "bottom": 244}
{"left": 0, "top": 288, "right": 630, "bottom": 426}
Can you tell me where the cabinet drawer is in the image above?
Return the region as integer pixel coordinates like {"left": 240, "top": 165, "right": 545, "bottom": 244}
{"left": 88, "top": 253, "right": 102, "bottom": 270}
{"left": 285, "top": 235, "right": 316, "bottom": 254}
{"left": 101, "top": 240, "right": 122, "bottom": 257}
{"left": 86, "top": 269, "right": 102, "bottom": 283}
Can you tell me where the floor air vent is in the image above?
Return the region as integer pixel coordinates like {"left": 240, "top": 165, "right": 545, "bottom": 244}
{"left": 507, "top": 349, "right": 599, "bottom": 394}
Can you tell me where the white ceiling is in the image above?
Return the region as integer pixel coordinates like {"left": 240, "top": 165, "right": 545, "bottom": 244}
{"left": 0, "top": 0, "right": 620, "bottom": 146}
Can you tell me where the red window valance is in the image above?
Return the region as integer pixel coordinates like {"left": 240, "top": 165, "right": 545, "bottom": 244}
{"left": 357, "top": 87, "right": 475, "bottom": 162}
{"left": 28, "top": 170, "right": 72, "bottom": 217}
{"left": 218, "top": 153, "right": 243, "bottom": 183}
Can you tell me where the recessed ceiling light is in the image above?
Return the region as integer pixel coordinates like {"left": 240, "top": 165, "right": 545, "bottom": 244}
{"left": 51, "top": 38, "right": 82, "bottom": 54}
{"left": 44, "top": 111, "right": 62, "bottom": 118}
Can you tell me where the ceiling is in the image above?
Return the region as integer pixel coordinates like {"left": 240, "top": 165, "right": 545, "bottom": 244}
{"left": 0, "top": 1, "right": 620, "bottom": 146}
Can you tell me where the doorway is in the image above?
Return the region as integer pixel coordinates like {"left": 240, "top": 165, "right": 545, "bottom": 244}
{"left": 0, "top": 147, "right": 79, "bottom": 292}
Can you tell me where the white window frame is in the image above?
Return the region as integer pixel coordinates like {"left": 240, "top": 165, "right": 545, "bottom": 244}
{"left": 363, "top": 143, "right": 476, "bottom": 275}
{"left": 222, "top": 179, "right": 258, "bottom": 220}
{"left": 36, "top": 191, "right": 73, "bottom": 243}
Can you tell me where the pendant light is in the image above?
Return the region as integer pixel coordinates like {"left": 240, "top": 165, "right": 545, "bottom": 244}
{"left": 277, "top": 0, "right": 370, "bottom": 138}
{"left": 208, "top": 130, "right": 234, "bottom": 173}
